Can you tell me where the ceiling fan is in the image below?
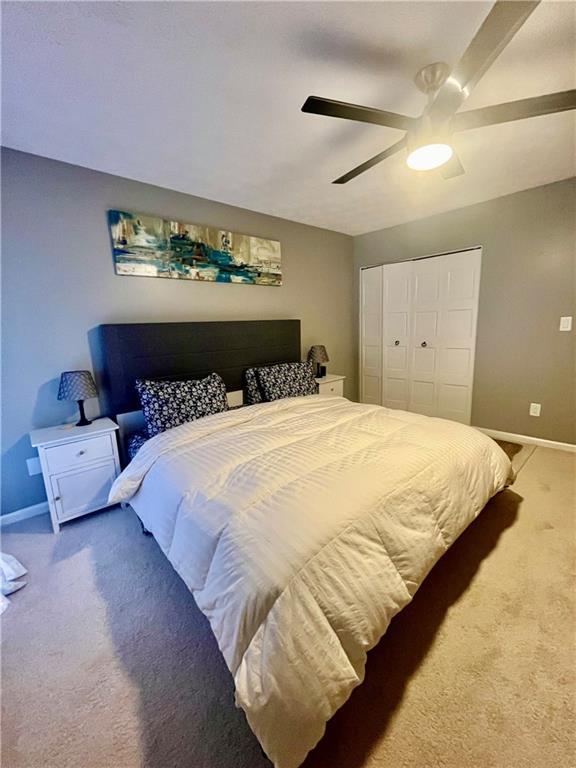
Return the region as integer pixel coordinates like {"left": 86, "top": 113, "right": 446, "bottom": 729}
{"left": 301, "top": 0, "right": 576, "bottom": 183}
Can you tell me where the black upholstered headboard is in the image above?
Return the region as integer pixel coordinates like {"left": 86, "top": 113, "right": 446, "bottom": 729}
{"left": 89, "top": 320, "right": 301, "bottom": 417}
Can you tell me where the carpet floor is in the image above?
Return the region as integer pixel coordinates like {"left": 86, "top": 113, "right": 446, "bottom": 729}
{"left": 1, "top": 445, "right": 574, "bottom": 768}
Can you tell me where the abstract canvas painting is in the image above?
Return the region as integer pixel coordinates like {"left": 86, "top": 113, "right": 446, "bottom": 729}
{"left": 108, "top": 210, "right": 282, "bottom": 286}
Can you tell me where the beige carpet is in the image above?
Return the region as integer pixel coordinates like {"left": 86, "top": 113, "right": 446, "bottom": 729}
{"left": 2, "top": 446, "right": 574, "bottom": 768}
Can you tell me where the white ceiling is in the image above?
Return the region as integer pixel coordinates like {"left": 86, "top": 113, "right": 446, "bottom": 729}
{"left": 2, "top": 1, "right": 575, "bottom": 235}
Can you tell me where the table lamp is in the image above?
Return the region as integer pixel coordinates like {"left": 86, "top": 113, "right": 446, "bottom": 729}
{"left": 307, "top": 345, "right": 329, "bottom": 378}
{"left": 57, "top": 370, "right": 98, "bottom": 426}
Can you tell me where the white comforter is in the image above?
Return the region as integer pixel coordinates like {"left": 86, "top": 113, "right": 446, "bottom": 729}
{"left": 109, "top": 395, "right": 512, "bottom": 767}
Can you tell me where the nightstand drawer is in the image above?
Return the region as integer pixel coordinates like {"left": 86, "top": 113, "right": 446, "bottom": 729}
{"left": 44, "top": 434, "right": 114, "bottom": 473}
{"left": 50, "top": 460, "right": 117, "bottom": 522}
{"left": 318, "top": 380, "right": 344, "bottom": 397}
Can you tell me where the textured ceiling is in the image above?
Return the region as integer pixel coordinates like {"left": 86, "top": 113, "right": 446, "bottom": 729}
{"left": 2, "top": 1, "right": 575, "bottom": 235}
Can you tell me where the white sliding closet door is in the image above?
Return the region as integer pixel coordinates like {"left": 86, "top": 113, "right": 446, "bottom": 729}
{"left": 410, "top": 256, "right": 443, "bottom": 416}
{"left": 359, "top": 266, "right": 382, "bottom": 404}
{"left": 408, "top": 248, "right": 481, "bottom": 423}
{"left": 436, "top": 249, "right": 482, "bottom": 423}
{"left": 382, "top": 261, "right": 412, "bottom": 410}
{"left": 359, "top": 248, "right": 481, "bottom": 424}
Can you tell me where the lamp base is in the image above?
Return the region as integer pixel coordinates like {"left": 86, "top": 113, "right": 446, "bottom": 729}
{"left": 76, "top": 400, "right": 92, "bottom": 427}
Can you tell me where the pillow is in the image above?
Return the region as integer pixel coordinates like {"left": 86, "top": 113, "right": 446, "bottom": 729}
{"left": 135, "top": 372, "right": 228, "bottom": 438}
{"left": 256, "top": 362, "right": 318, "bottom": 402}
{"left": 126, "top": 430, "right": 148, "bottom": 461}
{"left": 243, "top": 367, "right": 263, "bottom": 405}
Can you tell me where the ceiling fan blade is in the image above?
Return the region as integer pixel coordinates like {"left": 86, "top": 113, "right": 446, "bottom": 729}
{"left": 302, "top": 96, "right": 415, "bottom": 132}
{"left": 453, "top": 90, "right": 576, "bottom": 132}
{"left": 440, "top": 151, "right": 465, "bottom": 179}
{"left": 430, "top": 1, "right": 540, "bottom": 120}
{"left": 333, "top": 138, "right": 407, "bottom": 184}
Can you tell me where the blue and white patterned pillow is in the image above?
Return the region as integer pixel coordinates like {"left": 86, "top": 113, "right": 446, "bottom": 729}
{"left": 135, "top": 373, "right": 228, "bottom": 438}
{"left": 256, "top": 362, "right": 318, "bottom": 402}
{"left": 126, "top": 430, "right": 148, "bottom": 460}
{"left": 243, "top": 367, "right": 264, "bottom": 405}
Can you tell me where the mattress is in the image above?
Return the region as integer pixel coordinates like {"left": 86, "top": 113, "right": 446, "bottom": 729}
{"left": 109, "top": 395, "right": 513, "bottom": 767}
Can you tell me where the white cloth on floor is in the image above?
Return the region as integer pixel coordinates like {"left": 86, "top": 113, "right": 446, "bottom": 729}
{"left": 0, "top": 553, "right": 27, "bottom": 614}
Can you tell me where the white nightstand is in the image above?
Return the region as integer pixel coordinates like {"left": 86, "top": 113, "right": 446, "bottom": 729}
{"left": 316, "top": 373, "right": 346, "bottom": 397}
{"left": 30, "top": 418, "right": 121, "bottom": 533}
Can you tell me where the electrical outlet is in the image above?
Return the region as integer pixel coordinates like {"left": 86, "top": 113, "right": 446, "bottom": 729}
{"left": 559, "top": 316, "right": 572, "bottom": 332}
{"left": 26, "top": 457, "right": 42, "bottom": 476}
{"left": 529, "top": 403, "right": 541, "bottom": 417}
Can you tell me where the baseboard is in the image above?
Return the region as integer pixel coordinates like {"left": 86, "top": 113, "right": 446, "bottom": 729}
{"left": 477, "top": 427, "right": 576, "bottom": 453}
{"left": 1, "top": 501, "right": 49, "bottom": 527}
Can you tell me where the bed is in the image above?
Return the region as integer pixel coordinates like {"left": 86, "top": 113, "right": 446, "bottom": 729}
{"left": 94, "top": 321, "right": 513, "bottom": 768}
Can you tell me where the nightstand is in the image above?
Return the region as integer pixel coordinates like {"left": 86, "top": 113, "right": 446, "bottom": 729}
{"left": 30, "top": 418, "right": 121, "bottom": 533}
{"left": 316, "top": 374, "right": 346, "bottom": 397}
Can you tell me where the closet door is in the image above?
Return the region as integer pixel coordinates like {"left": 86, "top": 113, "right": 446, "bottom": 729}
{"left": 359, "top": 266, "right": 382, "bottom": 404}
{"left": 381, "top": 261, "right": 412, "bottom": 410}
{"left": 410, "top": 256, "right": 443, "bottom": 416}
{"left": 410, "top": 249, "right": 481, "bottom": 423}
{"left": 437, "top": 249, "right": 482, "bottom": 423}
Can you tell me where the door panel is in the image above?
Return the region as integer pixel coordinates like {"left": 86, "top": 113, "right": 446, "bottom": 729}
{"left": 438, "top": 383, "right": 470, "bottom": 423}
{"left": 385, "top": 377, "right": 409, "bottom": 404}
{"left": 382, "top": 261, "right": 412, "bottom": 410}
{"left": 440, "top": 347, "right": 472, "bottom": 382}
{"left": 387, "top": 312, "right": 409, "bottom": 338}
{"left": 414, "top": 311, "right": 438, "bottom": 339}
{"left": 447, "top": 267, "right": 475, "bottom": 300}
{"left": 413, "top": 347, "right": 437, "bottom": 376}
{"left": 437, "top": 250, "right": 482, "bottom": 423}
{"left": 414, "top": 271, "right": 440, "bottom": 304}
{"left": 409, "top": 258, "right": 441, "bottom": 415}
{"left": 411, "top": 380, "right": 436, "bottom": 415}
{"left": 386, "top": 346, "right": 407, "bottom": 371}
{"left": 444, "top": 308, "right": 474, "bottom": 339}
{"left": 51, "top": 460, "right": 116, "bottom": 521}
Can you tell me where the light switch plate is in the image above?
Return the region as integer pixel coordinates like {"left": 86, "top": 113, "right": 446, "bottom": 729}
{"left": 529, "top": 403, "right": 541, "bottom": 417}
{"left": 559, "top": 316, "right": 572, "bottom": 331}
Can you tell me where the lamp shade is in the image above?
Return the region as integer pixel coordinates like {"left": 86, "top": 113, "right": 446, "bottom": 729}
{"left": 307, "top": 345, "right": 329, "bottom": 364}
{"left": 57, "top": 370, "right": 98, "bottom": 402}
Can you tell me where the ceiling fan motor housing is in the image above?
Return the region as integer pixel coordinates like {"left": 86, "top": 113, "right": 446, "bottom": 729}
{"left": 414, "top": 62, "right": 451, "bottom": 96}
{"left": 407, "top": 111, "right": 453, "bottom": 154}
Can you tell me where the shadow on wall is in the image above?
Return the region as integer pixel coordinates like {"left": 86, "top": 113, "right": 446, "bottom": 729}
{"left": 45, "top": 489, "right": 519, "bottom": 768}
{"left": 1, "top": 434, "right": 46, "bottom": 512}
{"left": 33, "top": 376, "right": 99, "bottom": 426}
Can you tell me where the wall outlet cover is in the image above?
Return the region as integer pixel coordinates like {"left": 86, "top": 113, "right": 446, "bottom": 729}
{"left": 26, "top": 456, "right": 42, "bottom": 476}
{"left": 529, "top": 402, "right": 541, "bottom": 417}
{"left": 559, "top": 316, "right": 573, "bottom": 332}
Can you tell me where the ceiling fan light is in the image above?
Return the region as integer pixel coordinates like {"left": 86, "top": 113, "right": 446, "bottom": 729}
{"left": 406, "top": 143, "right": 453, "bottom": 171}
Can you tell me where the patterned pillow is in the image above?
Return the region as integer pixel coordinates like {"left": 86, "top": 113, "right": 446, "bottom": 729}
{"left": 255, "top": 362, "right": 318, "bottom": 402}
{"left": 135, "top": 373, "right": 228, "bottom": 438}
{"left": 127, "top": 430, "right": 148, "bottom": 460}
{"left": 243, "top": 367, "right": 263, "bottom": 405}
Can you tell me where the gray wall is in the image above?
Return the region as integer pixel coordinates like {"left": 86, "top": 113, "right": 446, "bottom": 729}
{"left": 354, "top": 178, "right": 576, "bottom": 444}
{"left": 1, "top": 148, "right": 354, "bottom": 515}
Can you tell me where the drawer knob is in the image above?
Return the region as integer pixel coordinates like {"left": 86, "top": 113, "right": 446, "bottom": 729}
{"left": 394, "top": 340, "right": 400, "bottom": 346}
{"left": 77, "top": 449, "right": 86, "bottom": 456}
{"left": 421, "top": 341, "right": 427, "bottom": 348}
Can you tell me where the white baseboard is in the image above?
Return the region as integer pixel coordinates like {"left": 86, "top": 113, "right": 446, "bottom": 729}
{"left": 477, "top": 427, "right": 576, "bottom": 453}
{"left": 1, "top": 501, "right": 49, "bottom": 528}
